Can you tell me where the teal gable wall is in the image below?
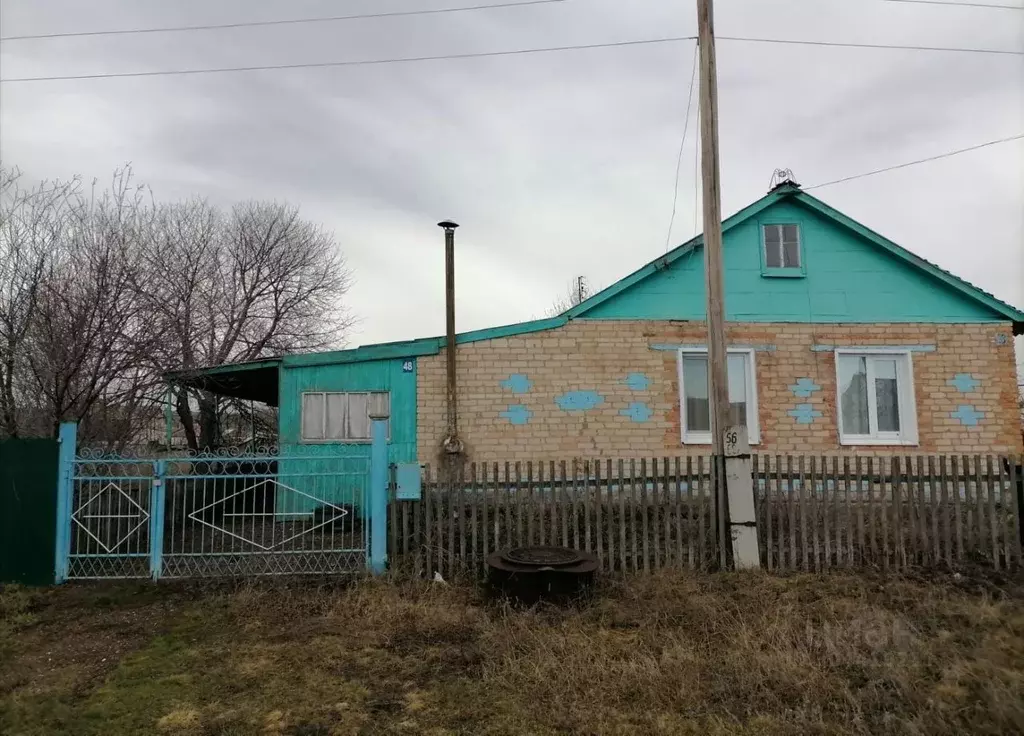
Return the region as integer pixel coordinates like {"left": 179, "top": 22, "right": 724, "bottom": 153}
{"left": 581, "top": 199, "right": 1005, "bottom": 323}
{"left": 276, "top": 358, "right": 417, "bottom": 513}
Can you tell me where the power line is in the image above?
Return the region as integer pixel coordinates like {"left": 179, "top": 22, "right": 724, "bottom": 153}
{"left": 664, "top": 41, "right": 699, "bottom": 252}
{"left": 884, "top": 0, "right": 1023, "bottom": 9}
{"left": 0, "top": 36, "right": 697, "bottom": 84}
{"left": 4, "top": 32, "right": 1020, "bottom": 84}
{"left": 805, "top": 133, "right": 1024, "bottom": 189}
{"left": 718, "top": 35, "right": 1023, "bottom": 55}
{"left": 0, "top": 0, "right": 569, "bottom": 41}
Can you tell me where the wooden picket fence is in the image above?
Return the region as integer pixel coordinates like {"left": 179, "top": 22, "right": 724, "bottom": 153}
{"left": 387, "top": 455, "right": 1023, "bottom": 580}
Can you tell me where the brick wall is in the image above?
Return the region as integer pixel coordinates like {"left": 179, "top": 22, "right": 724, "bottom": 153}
{"left": 416, "top": 320, "right": 1022, "bottom": 464}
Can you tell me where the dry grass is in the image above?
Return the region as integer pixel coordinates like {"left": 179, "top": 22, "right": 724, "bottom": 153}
{"left": 2, "top": 569, "right": 1023, "bottom": 735}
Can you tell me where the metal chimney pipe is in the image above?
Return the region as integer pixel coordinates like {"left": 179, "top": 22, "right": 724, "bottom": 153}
{"left": 437, "top": 219, "right": 462, "bottom": 456}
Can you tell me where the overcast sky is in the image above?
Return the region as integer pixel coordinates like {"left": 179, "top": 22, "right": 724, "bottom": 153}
{"left": 1, "top": 0, "right": 1022, "bottom": 375}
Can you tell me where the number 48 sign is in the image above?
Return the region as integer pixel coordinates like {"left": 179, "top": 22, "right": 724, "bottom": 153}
{"left": 401, "top": 360, "right": 414, "bottom": 373}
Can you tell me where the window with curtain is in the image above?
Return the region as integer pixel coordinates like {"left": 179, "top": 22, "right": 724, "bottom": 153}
{"left": 836, "top": 352, "right": 916, "bottom": 445}
{"left": 678, "top": 349, "right": 759, "bottom": 444}
{"left": 301, "top": 392, "right": 390, "bottom": 441}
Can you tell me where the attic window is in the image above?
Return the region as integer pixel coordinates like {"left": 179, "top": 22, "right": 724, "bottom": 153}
{"left": 762, "top": 224, "right": 803, "bottom": 275}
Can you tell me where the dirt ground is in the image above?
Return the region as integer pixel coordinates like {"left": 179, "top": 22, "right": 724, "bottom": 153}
{"left": 2, "top": 568, "right": 1022, "bottom": 735}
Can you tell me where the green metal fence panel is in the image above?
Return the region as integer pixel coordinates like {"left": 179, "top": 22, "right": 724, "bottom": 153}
{"left": 0, "top": 438, "right": 59, "bottom": 585}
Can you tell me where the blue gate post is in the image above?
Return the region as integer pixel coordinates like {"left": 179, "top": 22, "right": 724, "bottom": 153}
{"left": 54, "top": 422, "right": 77, "bottom": 584}
{"left": 149, "top": 460, "right": 167, "bottom": 580}
{"left": 368, "top": 414, "right": 389, "bottom": 575}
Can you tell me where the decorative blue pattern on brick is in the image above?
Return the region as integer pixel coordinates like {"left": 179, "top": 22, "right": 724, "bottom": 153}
{"left": 950, "top": 405, "right": 984, "bottom": 427}
{"left": 500, "top": 373, "right": 532, "bottom": 394}
{"left": 555, "top": 390, "right": 604, "bottom": 412}
{"left": 787, "top": 403, "right": 823, "bottom": 424}
{"left": 500, "top": 404, "right": 533, "bottom": 425}
{"left": 623, "top": 372, "right": 651, "bottom": 391}
{"left": 995, "top": 333, "right": 1008, "bottom": 345}
{"left": 619, "top": 402, "right": 654, "bottom": 422}
{"left": 788, "top": 378, "right": 821, "bottom": 398}
{"left": 949, "top": 373, "right": 980, "bottom": 393}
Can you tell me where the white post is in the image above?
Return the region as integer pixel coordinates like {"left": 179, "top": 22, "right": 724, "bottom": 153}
{"left": 724, "top": 425, "right": 760, "bottom": 569}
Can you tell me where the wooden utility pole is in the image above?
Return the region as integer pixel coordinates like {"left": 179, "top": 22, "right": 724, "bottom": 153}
{"left": 696, "top": 0, "right": 731, "bottom": 565}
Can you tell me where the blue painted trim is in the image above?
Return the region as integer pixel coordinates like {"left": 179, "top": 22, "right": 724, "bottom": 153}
{"left": 762, "top": 268, "right": 805, "bottom": 278}
{"left": 54, "top": 422, "right": 77, "bottom": 584}
{"left": 149, "top": 460, "right": 166, "bottom": 580}
{"left": 368, "top": 417, "right": 388, "bottom": 575}
{"left": 811, "top": 344, "right": 936, "bottom": 352}
{"left": 650, "top": 343, "right": 776, "bottom": 352}
{"left": 280, "top": 317, "right": 569, "bottom": 368}
{"left": 457, "top": 316, "right": 567, "bottom": 344}
{"left": 284, "top": 340, "right": 439, "bottom": 368}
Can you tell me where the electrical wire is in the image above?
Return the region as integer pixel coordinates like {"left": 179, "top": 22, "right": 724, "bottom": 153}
{"left": 0, "top": 35, "right": 699, "bottom": 83}
{"left": 805, "top": 133, "right": 1024, "bottom": 189}
{"left": 664, "top": 41, "right": 700, "bottom": 252}
{"left": 884, "top": 0, "right": 1023, "bottom": 9}
{"left": 718, "top": 35, "right": 1023, "bottom": 55}
{"left": 0, "top": 0, "right": 569, "bottom": 41}
{"left": 6, "top": 32, "right": 1019, "bottom": 84}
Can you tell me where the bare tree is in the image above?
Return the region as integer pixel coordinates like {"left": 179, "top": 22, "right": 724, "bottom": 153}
{"left": 0, "top": 166, "right": 83, "bottom": 437}
{"left": 547, "top": 275, "right": 590, "bottom": 317}
{"left": 0, "top": 164, "right": 353, "bottom": 451}
{"left": 20, "top": 168, "right": 161, "bottom": 444}
{"left": 145, "top": 199, "right": 352, "bottom": 451}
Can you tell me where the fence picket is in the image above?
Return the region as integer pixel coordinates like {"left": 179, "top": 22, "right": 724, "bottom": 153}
{"left": 799, "top": 456, "right": 808, "bottom": 570}
{"left": 965, "top": 454, "right": 975, "bottom": 556}
{"left": 810, "top": 456, "right": 820, "bottom": 572}
{"left": 974, "top": 454, "right": 985, "bottom": 561}
{"left": 929, "top": 456, "right": 940, "bottom": 565}
{"left": 764, "top": 455, "right": 774, "bottom": 571}
{"left": 1009, "top": 457, "right": 1022, "bottom": 566}
{"left": 952, "top": 455, "right": 963, "bottom": 563}
{"left": 469, "top": 463, "right": 478, "bottom": 572}
{"left": 921, "top": 458, "right": 929, "bottom": 569}
{"left": 639, "top": 458, "right": 649, "bottom": 573}
{"left": 617, "top": 460, "right": 626, "bottom": 573}
{"left": 987, "top": 455, "right": 999, "bottom": 570}
{"left": 939, "top": 456, "right": 950, "bottom": 566}
{"left": 697, "top": 456, "right": 707, "bottom": 569}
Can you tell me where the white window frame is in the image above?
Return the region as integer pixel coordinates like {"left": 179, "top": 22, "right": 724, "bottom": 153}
{"left": 762, "top": 223, "right": 802, "bottom": 270}
{"left": 834, "top": 349, "right": 918, "bottom": 446}
{"left": 676, "top": 347, "right": 760, "bottom": 445}
{"left": 300, "top": 391, "right": 390, "bottom": 443}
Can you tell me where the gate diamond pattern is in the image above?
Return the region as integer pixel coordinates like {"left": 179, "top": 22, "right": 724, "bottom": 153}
{"left": 71, "top": 481, "right": 150, "bottom": 553}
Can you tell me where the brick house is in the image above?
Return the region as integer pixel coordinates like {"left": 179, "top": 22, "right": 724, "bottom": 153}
{"left": 171, "top": 182, "right": 1024, "bottom": 469}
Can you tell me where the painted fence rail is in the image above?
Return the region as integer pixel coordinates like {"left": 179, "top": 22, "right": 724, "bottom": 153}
{"left": 388, "top": 455, "right": 1023, "bottom": 580}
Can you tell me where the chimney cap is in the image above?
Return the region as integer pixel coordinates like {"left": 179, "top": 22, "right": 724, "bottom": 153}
{"left": 437, "top": 219, "right": 459, "bottom": 230}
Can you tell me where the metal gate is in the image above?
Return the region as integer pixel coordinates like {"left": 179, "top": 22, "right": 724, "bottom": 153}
{"left": 55, "top": 419, "right": 389, "bottom": 581}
